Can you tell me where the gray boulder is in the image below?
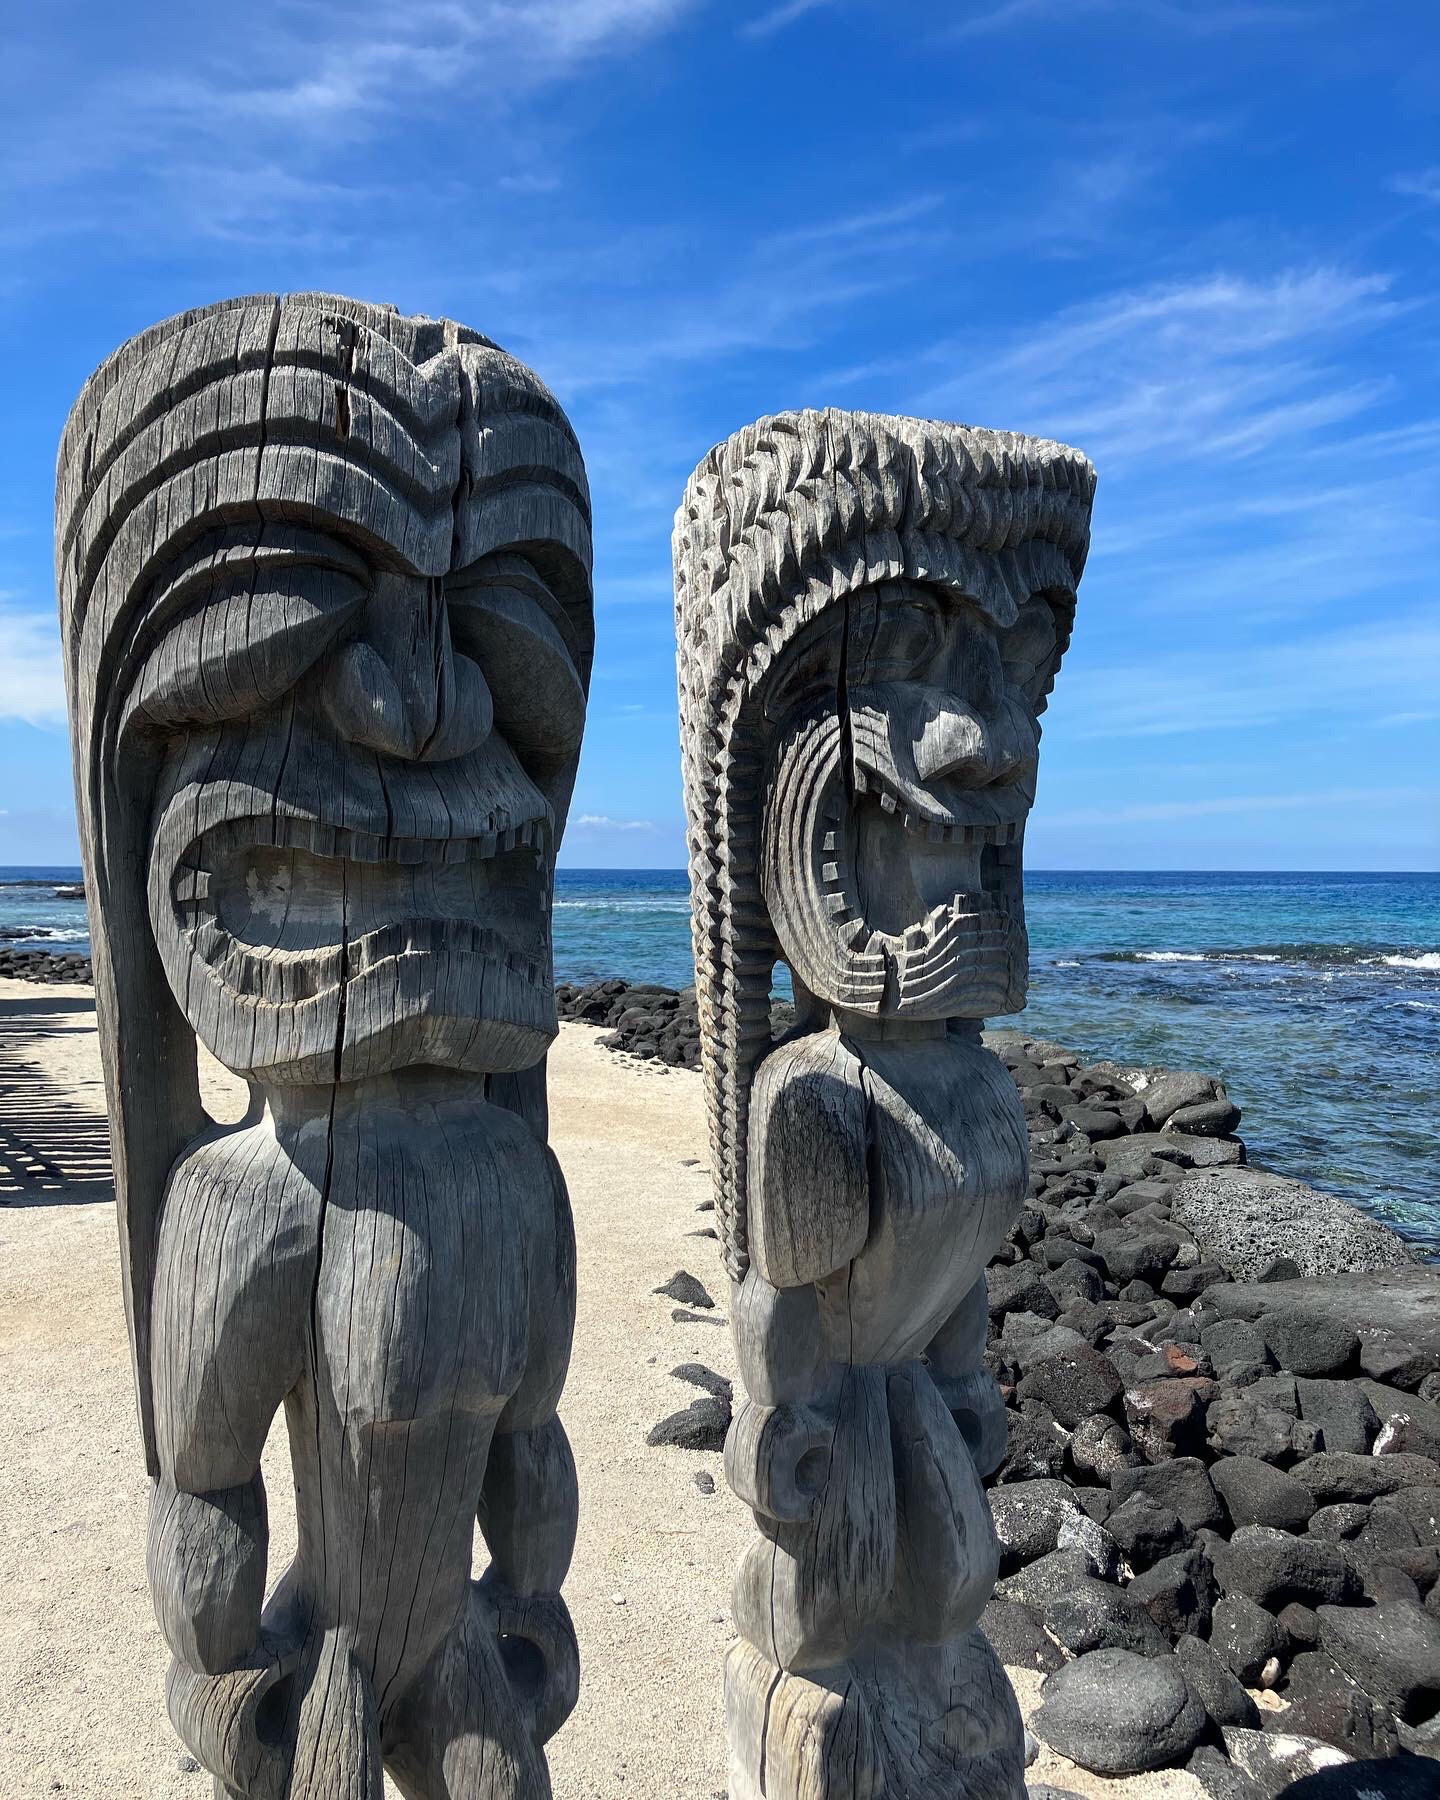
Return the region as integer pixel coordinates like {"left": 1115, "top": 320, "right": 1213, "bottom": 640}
{"left": 1111, "top": 1457, "right": 1225, "bottom": 1532}
{"left": 1034, "top": 1647, "right": 1205, "bottom": 1773}
{"left": 1281, "top": 1648, "right": 1402, "bottom": 1760}
{"left": 1043, "top": 1576, "right": 1170, "bottom": 1658}
{"left": 1176, "top": 1632, "right": 1261, "bottom": 1729}
{"left": 1096, "top": 1131, "right": 1243, "bottom": 1170}
{"left": 978, "top": 1596, "right": 1065, "bottom": 1674}
{"left": 1221, "top": 1728, "right": 1353, "bottom": 1797}
{"left": 989, "top": 1479, "right": 1086, "bottom": 1569}
{"left": 1277, "top": 1754, "right": 1440, "bottom": 1798}
{"left": 1317, "top": 1599, "right": 1440, "bottom": 1725}
{"left": 1212, "top": 1455, "right": 1317, "bottom": 1532}
{"left": 1211, "top": 1592, "right": 1289, "bottom": 1686}
{"left": 1175, "top": 1170, "right": 1416, "bottom": 1281}
{"left": 1212, "top": 1524, "right": 1359, "bottom": 1611}
{"left": 1292, "top": 1451, "right": 1440, "bottom": 1507}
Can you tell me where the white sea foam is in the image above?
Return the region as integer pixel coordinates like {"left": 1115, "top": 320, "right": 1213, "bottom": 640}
{"left": 1133, "top": 951, "right": 1207, "bottom": 962}
{"left": 554, "top": 899, "right": 690, "bottom": 913}
{"left": 1381, "top": 951, "right": 1440, "bottom": 970}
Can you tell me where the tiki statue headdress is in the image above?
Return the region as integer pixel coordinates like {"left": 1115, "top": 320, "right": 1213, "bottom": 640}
{"left": 674, "top": 409, "right": 1094, "bottom": 1281}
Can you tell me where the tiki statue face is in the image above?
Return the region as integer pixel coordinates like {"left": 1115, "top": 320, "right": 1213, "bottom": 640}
{"left": 60, "top": 295, "right": 593, "bottom": 1091}
{"left": 760, "top": 578, "right": 1063, "bottom": 1021}
{"left": 142, "top": 546, "right": 587, "bottom": 1083}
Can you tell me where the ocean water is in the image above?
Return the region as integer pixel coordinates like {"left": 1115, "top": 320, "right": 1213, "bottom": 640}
{"left": 5, "top": 866, "right": 1436, "bottom": 1248}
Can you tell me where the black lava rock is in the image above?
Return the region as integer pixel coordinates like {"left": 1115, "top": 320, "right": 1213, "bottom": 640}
{"left": 1112, "top": 1458, "right": 1226, "bottom": 1533}
{"left": 994, "top": 1408, "right": 1069, "bottom": 1484}
{"left": 1211, "top": 1455, "right": 1318, "bottom": 1532}
{"left": 670, "top": 1362, "right": 732, "bottom": 1401}
{"left": 1259, "top": 1307, "right": 1359, "bottom": 1378}
{"left": 1042, "top": 1577, "right": 1171, "bottom": 1658}
{"left": 1176, "top": 1632, "right": 1261, "bottom": 1730}
{"left": 1280, "top": 1649, "right": 1401, "bottom": 1760}
{"left": 1129, "top": 1543, "right": 1217, "bottom": 1641}
{"left": 1293, "top": 1452, "right": 1440, "bottom": 1507}
{"left": 1317, "top": 1599, "right": 1440, "bottom": 1726}
{"left": 645, "top": 1397, "right": 730, "bottom": 1452}
{"left": 1033, "top": 1647, "right": 1206, "bottom": 1774}
{"left": 1016, "top": 1345, "right": 1125, "bottom": 1428}
{"left": 1106, "top": 1492, "right": 1190, "bottom": 1569}
{"left": 1069, "top": 1412, "right": 1142, "bottom": 1482}
{"left": 654, "top": 1270, "right": 715, "bottom": 1309}
{"left": 1295, "top": 1378, "right": 1381, "bottom": 1456}
{"left": 978, "top": 1595, "right": 1066, "bottom": 1673}
{"left": 1211, "top": 1592, "right": 1289, "bottom": 1686}
{"left": 1212, "top": 1525, "right": 1360, "bottom": 1611}
{"left": 996, "top": 1547, "right": 1097, "bottom": 1611}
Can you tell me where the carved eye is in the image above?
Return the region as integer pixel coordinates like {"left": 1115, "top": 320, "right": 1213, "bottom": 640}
{"left": 123, "top": 565, "right": 366, "bottom": 733}
{"left": 849, "top": 587, "right": 944, "bottom": 684}
{"left": 446, "top": 559, "right": 586, "bottom": 774}
{"left": 1002, "top": 596, "right": 1063, "bottom": 706}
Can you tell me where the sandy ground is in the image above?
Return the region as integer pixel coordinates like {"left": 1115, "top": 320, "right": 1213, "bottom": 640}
{"left": 0, "top": 977, "right": 1202, "bottom": 1799}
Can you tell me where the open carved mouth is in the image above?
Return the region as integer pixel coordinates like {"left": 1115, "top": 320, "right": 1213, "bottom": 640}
{"left": 828, "top": 763, "right": 1026, "bottom": 954}
{"left": 170, "top": 814, "right": 552, "bottom": 1003}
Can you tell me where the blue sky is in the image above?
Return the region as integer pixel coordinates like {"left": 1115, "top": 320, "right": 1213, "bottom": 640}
{"left": 3, "top": 0, "right": 1437, "bottom": 870}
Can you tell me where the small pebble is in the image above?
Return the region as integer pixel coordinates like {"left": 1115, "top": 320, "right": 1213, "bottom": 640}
{"left": 612, "top": 1592, "right": 627, "bottom": 1605}
{"left": 694, "top": 1470, "right": 716, "bottom": 1495}
{"left": 177, "top": 1755, "right": 200, "bottom": 1774}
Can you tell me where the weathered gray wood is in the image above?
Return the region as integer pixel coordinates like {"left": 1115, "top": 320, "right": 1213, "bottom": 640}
{"left": 674, "top": 409, "right": 1096, "bottom": 1800}
{"left": 56, "top": 294, "right": 594, "bottom": 1798}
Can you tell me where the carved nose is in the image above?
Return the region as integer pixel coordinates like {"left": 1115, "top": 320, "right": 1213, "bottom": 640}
{"left": 910, "top": 696, "right": 1028, "bottom": 787}
{"left": 320, "top": 574, "right": 493, "bottom": 761}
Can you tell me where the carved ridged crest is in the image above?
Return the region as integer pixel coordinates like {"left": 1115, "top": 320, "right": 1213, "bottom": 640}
{"left": 673, "top": 408, "right": 1096, "bottom": 1280}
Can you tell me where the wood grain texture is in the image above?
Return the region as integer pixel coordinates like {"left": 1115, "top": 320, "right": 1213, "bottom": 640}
{"left": 56, "top": 294, "right": 593, "bottom": 1799}
{"left": 673, "top": 409, "right": 1095, "bottom": 1799}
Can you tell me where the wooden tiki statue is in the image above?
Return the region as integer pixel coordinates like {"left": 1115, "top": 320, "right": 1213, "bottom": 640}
{"left": 56, "top": 294, "right": 594, "bottom": 1799}
{"left": 674, "top": 411, "right": 1095, "bottom": 1800}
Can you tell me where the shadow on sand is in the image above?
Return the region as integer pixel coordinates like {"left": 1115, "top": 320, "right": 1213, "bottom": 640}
{"left": 0, "top": 989, "right": 113, "bottom": 1205}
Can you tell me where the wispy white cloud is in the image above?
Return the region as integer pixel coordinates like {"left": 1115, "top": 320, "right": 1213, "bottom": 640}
{"left": 135, "top": 1, "right": 702, "bottom": 139}
{"left": 1056, "top": 610, "right": 1440, "bottom": 742}
{"left": 1049, "top": 785, "right": 1432, "bottom": 828}
{"left": 1, "top": 0, "right": 703, "bottom": 248}
{"left": 740, "top": 0, "right": 840, "bottom": 38}
{"left": 1391, "top": 168, "right": 1440, "bottom": 206}
{"left": 951, "top": 0, "right": 1313, "bottom": 39}
{"left": 921, "top": 268, "right": 1409, "bottom": 470}
{"left": 571, "top": 813, "right": 658, "bottom": 830}
{"left": 0, "top": 604, "right": 67, "bottom": 726}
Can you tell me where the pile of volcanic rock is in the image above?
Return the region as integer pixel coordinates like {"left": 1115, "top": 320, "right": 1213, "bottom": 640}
{"left": 0, "top": 945, "right": 93, "bottom": 983}
{"left": 557, "top": 978, "right": 798, "bottom": 1070}
{"left": 608, "top": 989, "right": 1440, "bottom": 1795}
{"left": 980, "top": 1030, "right": 1439, "bottom": 1796}
{"left": 557, "top": 979, "right": 702, "bottom": 1066}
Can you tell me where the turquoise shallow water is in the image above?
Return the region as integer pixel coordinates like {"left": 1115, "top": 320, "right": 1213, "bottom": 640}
{"left": 550, "top": 868, "right": 1440, "bottom": 1250}
{"left": 4, "top": 866, "right": 1436, "bottom": 1248}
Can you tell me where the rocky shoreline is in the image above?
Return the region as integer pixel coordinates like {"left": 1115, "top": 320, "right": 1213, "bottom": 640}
{"left": 10, "top": 957, "right": 1438, "bottom": 1791}
{"left": 566, "top": 976, "right": 1440, "bottom": 1798}
{"left": 0, "top": 946, "right": 93, "bottom": 984}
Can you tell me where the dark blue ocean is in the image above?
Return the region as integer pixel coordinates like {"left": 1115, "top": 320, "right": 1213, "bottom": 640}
{"left": 4, "top": 866, "right": 1436, "bottom": 1248}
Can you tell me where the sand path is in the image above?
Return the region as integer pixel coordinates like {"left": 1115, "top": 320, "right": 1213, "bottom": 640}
{"left": 0, "top": 978, "right": 1199, "bottom": 1799}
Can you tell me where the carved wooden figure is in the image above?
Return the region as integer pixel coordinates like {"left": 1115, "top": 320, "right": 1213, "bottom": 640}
{"left": 56, "top": 295, "right": 594, "bottom": 1799}
{"left": 674, "top": 411, "right": 1095, "bottom": 1800}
